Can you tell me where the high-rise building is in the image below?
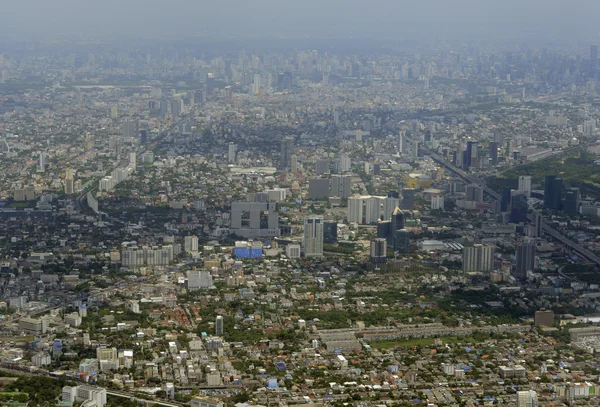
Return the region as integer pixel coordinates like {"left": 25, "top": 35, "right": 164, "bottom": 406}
{"left": 171, "top": 99, "right": 182, "bottom": 118}
{"left": 315, "top": 159, "right": 330, "bottom": 175}
{"left": 543, "top": 175, "right": 562, "bottom": 210}
{"left": 393, "top": 229, "right": 410, "bottom": 254}
{"left": 308, "top": 178, "right": 330, "bottom": 199}
{"left": 280, "top": 137, "right": 294, "bottom": 170}
{"left": 390, "top": 207, "right": 405, "bottom": 233}
{"left": 515, "top": 240, "right": 536, "bottom": 280}
{"left": 466, "top": 185, "right": 484, "bottom": 203}
{"left": 382, "top": 197, "right": 399, "bottom": 220}
{"left": 591, "top": 45, "right": 598, "bottom": 64}
{"left": 291, "top": 154, "right": 298, "bottom": 174}
{"left": 330, "top": 175, "right": 352, "bottom": 199}
{"left": 188, "top": 270, "right": 212, "bottom": 290}
{"left": 365, "top": 196, "right": 384, "bottom": 224}
{"left": 370, "top": 238, "right": 387, "bottom": 264}
{"left": 465, "top": 141, "right": 474, "bottom": 169}
{"left": 564, "top": 187, "right": 580, "bottom": 215}
{"left": 230, "top": 202, "right": 280, "bottom": 238}
{"left": 215, "top": 315, "right": 224, "bottom": 335}
{"left": 323, "top": 222, "right": 338, "bottom": 244}
{"left": 489, "top": 141, "right": 498, "bottom": 165}
{"left": 64, "top": 168, "right": 74, "bottom": 195}
{"left": 338, "top": 154, "right": 351, "bottom": 172}
{"left": 377, "top": 220, "right": 392, "bottom": 243}
{"left": 463, "top": 244, "right": 495, "bottom": 273}
{"left": 347, "top": 196, "right": 364, "bottom": 223}
{"left": 516, "top": 390, "right": 537, "bottom": 407}
{"left": 228, "top": 143, "right": 237, "bottom": 163}
{"left": 303, "top": 216, "right": 324, "bottom": 257}
{"left": 431, "top": 194, "right": 444, "bottom": 210}
{"left": 39, "top": 152, "right": 46, "bottom": 172}
{"left": 120, "top": 121, "right": 136, "bottom": 139}
{"left": 184, "top": 236, "right": 199, "bottom": 253}
{"left": 510, "top": 190, "right": 528, "bottom": 223}
{"left": 534, "top": 212, "right": 543, "bottom": 238}
{"left": 518, "top": 176, "right": 532, "bottom": 197}
{"left": 401, "top": 188, "right": 415, "bottom": 210}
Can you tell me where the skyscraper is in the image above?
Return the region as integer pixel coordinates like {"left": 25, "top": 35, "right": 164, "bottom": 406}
{"left": 463, "top": 244, "right": 495, "bottom": 273}
{"left": 518, "top": 176, "right": 532, "bottom": 197}
{"left": 543, "top": 175, "right": 562, "bottom": 210}
{"left": 315, "top": 159, "right": 330, "bottom": 175}
{"left": 510, "top": 190, "right": 528, "bottom": 223}
{"left": 564, "top": 187, "right": 580, "bottom": 215}
{"left": 347, "top": 196, "right": 364, "bottom": 223}
{"left": 291, "top": 154, "right": 298, "bottom": 174}
{"left": 516, "top": 390, "right": 537, "bottom": 407}
{"left": 303, "top": 216, "right": 324, "bottom": 257}
{"left": 489, "top": 141, "right": 498, "bottom": 165}
{"left": 280, "top": 137, "right": 294, "bottom": 170}
{"left": 215, "top": 315, "right": 224, "bottom": 335}
{"left": 393, "top": 229, "right": 410, "bottom": 254}
{"left": 330, "top": 175, "right": 352, "bottom": 199}
{"left": 591, "top": 45, "right": 598, "bottom": 65}
{"left": 64, "top": 168, "right": 74, "bottom": 195}
{"left": 228, "top": 143, "right": 237, "bottom": 163}
{"left": 515, "top": 240, "right": 536, "bottom": 280}
{"left": 466, "top": 185, "right": 484, "bottom": 203}
{"left": 39, "top": 152, "right": 46, "bottom": 172}
{"left": 390, "top": 207, "right": 405, "bottom": 233}
{"left": 370, "top": 238, "right": 387, "bottom": 264}
{"left": 323, "top": 222, "right": 338, "bottom": 244}
{"left": 401, "top": 188, "right": 415, "bottom": 210}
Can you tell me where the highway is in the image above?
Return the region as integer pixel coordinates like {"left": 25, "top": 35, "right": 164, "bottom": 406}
{"left": 424, "top": 149, "right": 600, "bottom": 267}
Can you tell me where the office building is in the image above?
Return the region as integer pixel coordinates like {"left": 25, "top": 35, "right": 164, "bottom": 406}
{"left": 401, "top": 188, "right": 415, "bottom": 210}
{"left": 315, "top": 159, "right": 330, "bottom": 175}
{"left": 515, "top": 240, "right": 536, "bottom": 280}
{"left": 534, "top": 309, "right": 554, "bottom": 328}
{"left": 365, "top": 196, "right": 384, "bottom": 224}
{"left": 591, "top": 45, "right": 598, "bottom": 65}
{"left": 348, "top": 196, "right": 364, "bottom": 223}
{"left": 120, "top": 121, "right": 136, "bottom": 138}
{"left": 188, "top": 270, "right": 212, "bottom": 290}
{"left": 393, "top": 229, "right": 410, "bottom": 254}
{"left": 291, "top": 154, "right": 298, "bottom": 173}
{"left": 465, "top": 141, "right": 474, "bottom": 169}
{"left": 215, "top": 316, "right": 224, "bottom": 335}
{"left": 286, "top": 243, "right": 301, "bottom": 258}
{"left": 463, "top": 244, "right": 495, "bottom": 273}
{"left": 382, "top": 197, "right": 399, "bottom": 220}
{"left": 308, "top": 178, "right": 330, "bottom": 199}
{"left": 330, "top": 175, "right": 351, "bottom": 199}
{"left": 338, "top": 154, "right": 351, "bottom": 172}
{"left": 64, "top": 168, "right": 74, "bottom": 195}
{"left": 466, "top": 184, "right": 484, "bottom": 203}
{"left": 377, "top": 220, "right": 392, "bottom": 243}
{"left": 534, "top": 212, "right": 543, "bottom": 238}
{"left": 370, "top": 238, "right": 387, "bottom": 264}
{"left": 323, "top": 221, "right": 338, "bottom": 244}
{"left": 390, "top": 207, "right": 405, "bottom": 233}
{"left": 489, "top": 141, "right": 498, "bottom": 165}
{"left": 230, "top": 202, "right": 280, "bottom": 238}
{"left": 280, "top": 137, "right": 294, "bottom": 170}
{"left": 431, "top": 194, "right": 444, "bottom": 210}
{"left": 184, "top": 236, "right": 199, "bottom": 253}
{"left": 516, "top": 390, "right": 537, "bottom": 407}
{"left": 387, "top": 190, "right": 399, "bottom": 199}
{"left": 565, "top": 187, "right": 580, "bottom": 214}
{"left": 543, "top": 175, "right": 562, "bottom": 210}
{"left": 171, "top": 99, "right": 182, "bottom": 118}
{"left": 510, "top": 190, "right": 528, "bottom": 223}
{"left": 39, "top": 152, "right": 46, "bottom": 172}
{"left": 518, "top": 176, "right": 532, "bottom": 197}
{"left": 303, "top": 216, "right": 324, "bottom": 257}
{"left": 228, "top": 143, "right": 237, "bottom": 163}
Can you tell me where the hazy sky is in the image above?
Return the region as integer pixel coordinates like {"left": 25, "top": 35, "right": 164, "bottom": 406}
{"left": 0, "top": 0, "right": 598, "bottom": 44}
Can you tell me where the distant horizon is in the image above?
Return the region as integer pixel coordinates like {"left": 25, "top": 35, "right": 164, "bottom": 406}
{"left": 0, "top": 0, "right": 599, "bottom": 45}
